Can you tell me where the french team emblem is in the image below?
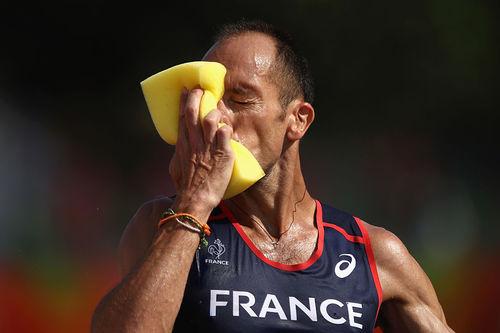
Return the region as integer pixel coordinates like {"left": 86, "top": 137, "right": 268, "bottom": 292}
{"left": 208, "top": 239, "right": 226, "bottom": 260}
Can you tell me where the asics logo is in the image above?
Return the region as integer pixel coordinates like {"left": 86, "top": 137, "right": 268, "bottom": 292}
{"left": 334, "top": 254, "right": 356, "bottom": 278}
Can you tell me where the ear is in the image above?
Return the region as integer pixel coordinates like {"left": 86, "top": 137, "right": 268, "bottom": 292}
{"left": 286, "top": 101, "right": 315, "bottom": 141}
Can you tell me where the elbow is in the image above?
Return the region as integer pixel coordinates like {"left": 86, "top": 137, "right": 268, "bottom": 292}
{"left": 91, "top": 294, "right": 124, "bottom": 333}
{"left": 91, "top": 298, "right": 109, "bottom": 333}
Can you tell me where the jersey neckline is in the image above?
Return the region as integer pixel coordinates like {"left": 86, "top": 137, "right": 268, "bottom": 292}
{"left": 218, "top": 200, "right": 325, "bottom": 272}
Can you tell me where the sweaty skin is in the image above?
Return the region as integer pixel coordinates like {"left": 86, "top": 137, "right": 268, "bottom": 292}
{"left": 91, "top": 32, "right": 454, "bottom": 333}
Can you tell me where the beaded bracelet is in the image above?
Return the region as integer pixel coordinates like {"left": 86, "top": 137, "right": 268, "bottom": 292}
{"left": 158, "top": 208, "right": 211, "bottom": 248}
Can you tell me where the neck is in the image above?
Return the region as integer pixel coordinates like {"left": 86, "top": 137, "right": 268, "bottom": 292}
{"left": 227, "top": 142, "right": 316, "bottom": 235}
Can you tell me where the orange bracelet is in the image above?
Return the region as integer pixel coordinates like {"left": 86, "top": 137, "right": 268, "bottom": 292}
{"left": 158, "top": 209, "right": 211, "bottom": 247}
{"left": 158, "top": 212, "right": 211, "bottom": 234}
{"left": 157, "top": 213, "right": 180, "bottom": 229}
{"left": 179, "top": 213, "right": 212, "bottom": 236}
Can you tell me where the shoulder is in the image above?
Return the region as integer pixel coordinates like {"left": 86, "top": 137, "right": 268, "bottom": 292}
{"left": 362, "top": 221, "right": 448, "bottom": 322}
{"left": 362, "top": 222, "right": 427, "bottom": 300}
{"left": 363, "top": 223, "right": 412, "bottom": 279}
{"left": 118, "top": 196, "right": 173, "bottom": 277}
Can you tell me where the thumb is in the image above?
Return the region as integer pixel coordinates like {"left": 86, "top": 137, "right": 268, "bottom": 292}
{"left": 215, "top": 124, "right": 233, "bottom": 155}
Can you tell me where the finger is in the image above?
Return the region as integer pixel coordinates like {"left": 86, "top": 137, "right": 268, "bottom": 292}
{"left": 179, "top": 88, "right": 188, "bottom": 117}
{"left": 177, "top": 88, "right": 189, "bottom": 145}
{"left": 202, "top": 109, "right": 222, "bottom": 146}
{"left": 215, "top": 124, "right": 234, "bottom": 155}
{"left": 184, "top": 88, "right": 204, "bottom": 148}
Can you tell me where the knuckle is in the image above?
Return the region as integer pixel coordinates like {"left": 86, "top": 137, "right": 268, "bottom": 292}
{"left": 213, "top": 148, "right": 228, "bottom": 160}
{"left": 189, "top": 155, "right": 198, "bottom": 166}
{"left": 185, "top": 104, "right": 197, "bottom": 116}
{"left": 190, "top": 153, "right": 203, "bottom": 164}
{"left": 202, "top": 113, "right": 213, "bottom": 123}
{"left": 203, "top": 115, "right": 218, "bottom": 129}
{"left": 213, "top": 143, "right": 233, "bottom": 158}
{"left": 198, "top": 160, "right": 212, "bottom": 172}
{"left": 178, "top": 109, "right": 187, "bottom": 120}
{"left": 219, "top": 125, "right": 233, "bottom": 136}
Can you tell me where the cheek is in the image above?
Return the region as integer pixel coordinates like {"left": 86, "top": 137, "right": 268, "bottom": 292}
{"left": 232, "top": 113, "right": 287, "bottom": 167}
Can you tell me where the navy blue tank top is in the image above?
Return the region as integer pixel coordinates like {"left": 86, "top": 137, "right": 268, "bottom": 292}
{"left": 173, "top": 200, "right": 382, "bottom": 332}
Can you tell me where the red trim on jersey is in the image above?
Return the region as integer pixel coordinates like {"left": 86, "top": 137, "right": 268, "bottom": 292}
{"left": 219, "top": 200, "right": 325, "bottom": 272}
{"left": 208, "top": 213, "right": 226, "bottom": 221}
{"left": 323, "top": 223, "right": 365, "bottom": 244}
{"left": 354, "top": 217, "right": 383, "bottom": 321}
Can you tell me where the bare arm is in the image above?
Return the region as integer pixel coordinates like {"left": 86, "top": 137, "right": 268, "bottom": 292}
{"left": 366, "top": 224, "right": 455, "bottom": 333}
{"left": 91, "top": 89, "right": 235, "bottom": 333}
{"left": 91, "top": 200, "right": 201, "bottom": 332}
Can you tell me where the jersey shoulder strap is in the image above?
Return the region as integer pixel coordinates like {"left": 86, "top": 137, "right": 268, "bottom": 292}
{"left": 321, "top": 202, "right": 363, "bottom": 237}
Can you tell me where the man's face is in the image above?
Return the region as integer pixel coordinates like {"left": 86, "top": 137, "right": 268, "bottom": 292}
{"left": 203, "top": 32, "right": 289, "bottom": 172}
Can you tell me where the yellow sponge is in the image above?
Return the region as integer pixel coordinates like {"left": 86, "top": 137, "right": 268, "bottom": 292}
{"left": 141, "top": 61, "right": 265, "bottom": 199}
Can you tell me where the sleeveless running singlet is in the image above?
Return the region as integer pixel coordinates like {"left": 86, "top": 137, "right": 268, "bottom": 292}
{"left": 173, "top": 200, "right": 382, "bottom": 332}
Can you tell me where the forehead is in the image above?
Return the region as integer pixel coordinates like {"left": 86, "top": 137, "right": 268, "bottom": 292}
{"left": 203, "top": 32, "right": 277, "bottom": 89}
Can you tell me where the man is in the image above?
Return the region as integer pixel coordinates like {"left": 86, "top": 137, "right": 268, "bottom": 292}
{"left": 92, "top": 21, "right": 454, "bottom": 332}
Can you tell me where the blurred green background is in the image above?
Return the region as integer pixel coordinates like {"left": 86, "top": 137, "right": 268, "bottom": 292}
{"left": 1, "top": 1, "right": 499, "bottom": 332}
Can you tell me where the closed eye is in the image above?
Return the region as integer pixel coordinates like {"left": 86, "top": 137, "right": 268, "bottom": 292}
{"left": 232, "top": 100, "right": 250, "bottom": 105}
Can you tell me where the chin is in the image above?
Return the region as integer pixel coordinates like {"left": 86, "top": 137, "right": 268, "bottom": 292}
{"left": 260, "top": 158, "right": 281, "bottom": 175}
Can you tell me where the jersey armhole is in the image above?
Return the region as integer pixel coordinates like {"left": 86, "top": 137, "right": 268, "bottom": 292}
{"left": 354, "top": 217, "right": 383, "bottom": 321}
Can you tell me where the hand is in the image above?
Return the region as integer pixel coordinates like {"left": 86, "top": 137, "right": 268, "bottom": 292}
{"left": 169, "top": 88, "right": 234, "bottom": 222}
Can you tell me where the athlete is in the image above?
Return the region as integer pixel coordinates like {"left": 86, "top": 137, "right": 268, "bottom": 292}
{"left": 92, "top": 21, "right": 454, "bottom": 332}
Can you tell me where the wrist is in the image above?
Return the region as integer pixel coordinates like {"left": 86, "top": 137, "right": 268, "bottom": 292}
{"left": 157, "top": 207, "right": 212, "bottom": 249}
{"left": 171, "top": 197, "right": 214, "bottom": 224}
